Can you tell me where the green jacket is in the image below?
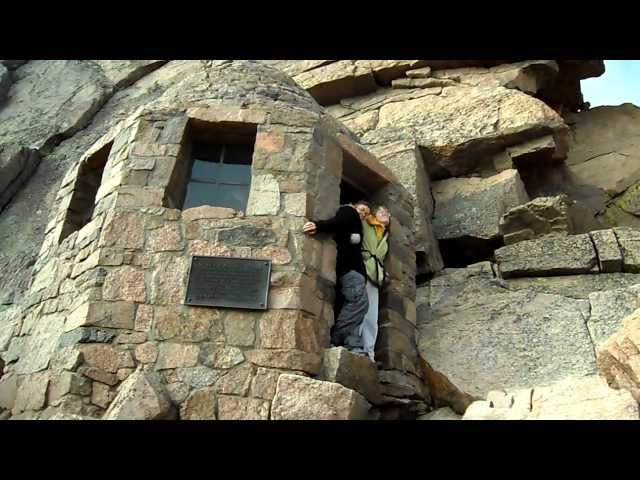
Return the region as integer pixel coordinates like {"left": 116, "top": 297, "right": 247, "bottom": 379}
{"left": 361, "top": 220, "right": 388, "bottom": 287}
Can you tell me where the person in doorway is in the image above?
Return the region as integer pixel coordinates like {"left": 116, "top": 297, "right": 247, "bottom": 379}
{"left": 360, "top": 205, "right": 390, "bottom": 362}
{"left": 302, "top": 200, "right": 371, "bottom": 355}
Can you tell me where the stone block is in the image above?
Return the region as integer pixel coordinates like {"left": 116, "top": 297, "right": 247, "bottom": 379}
{"left": 134, "top": 342, "right": 159, "bottom": 364}
{"left": 182, "top": 205, "right": 236, "bottom": 221}
{"left": 320, "top": 347, "right": 383, "bottom": 405}
{"left": 499, "top": 195, "right": 573, "bottom": 246}
{"left": 78, "top": 366, "right": 118, "bottom": 386}
{"left": 0, "top": 374, "right": 18, "bottom": 410}
{"left": 495, "top": 234, "right": 598, "bottom": 278}
{"left": 98, "top": 211, "right": 145, "bottom": 249}
{"left": 246, "top": 173, "right": 280, "bottom": 216}
{"left": 103, "top": 266, "right": 147, "bottom": 303}
{"left": 176, "top": 366, "right": 222, "bottom": 388}
{"left": 215, "top": 363, "right": 254, "bottom": 396}
{"left": 135, "top": 304, "right": 153, "bottom": 331}
{"left": 200, "top": 344, "right": 244, "bottom": 369}
{"left": 223, "top": 312, "right": 256, "bottom": 347}
{"left": 155, "top": 343, "right": 199, "bottom": 370}
{"left": 250, "top": 367, "right": 281, "bottom": 400}
{"left": 432, "top": 169, "right": 529, "bottom": 242}
{"left": 259, "top": 310, "right": 319, "bottom": 353}
{"left": 91, "top": 382, "right": 115, "bottom": 409}
{"left": 613, "top": 228, "right": 640, "bottom": 273}
{"left": 271, "top": 374, "right": 370, "bottom": 420}
{"left": 65, "top": 301, "right": 135, "bottom": 332}
{"left": 13, "top": 372, "right": 49, "bottom": 413}
{"left": 590, "top": 229, "right": 623, "bottom": 273}
{"left": 114, "top": 187, "right": 164, "bottom": 208}
{"left": 147, "top": 223, "right": 184, "bottom": 252}
{"left": 79, "top": 344, "right": 120, "bottom": 373}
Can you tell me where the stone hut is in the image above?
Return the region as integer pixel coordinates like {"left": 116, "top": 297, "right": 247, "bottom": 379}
{"left": 1, "top": 61, "right": 426, "bottom": 420}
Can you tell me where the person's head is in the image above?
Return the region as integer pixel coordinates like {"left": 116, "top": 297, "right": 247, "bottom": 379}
{"left": 353, "top": 200, "right": 371, "bottom": 220}
{"left": 374, "top": 205, "right": 390, "bottom": 226}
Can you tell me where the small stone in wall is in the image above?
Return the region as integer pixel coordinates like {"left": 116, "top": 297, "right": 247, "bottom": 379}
{"left": 79, "top": 344, "right": 120, "bottom": 373}
{"left": 134, "top": 342, "right": 159, "bottom": 364}
{"left": 182, "top": 205, "right": 236, "bottom": 222}
{"left": 91, "top": 382, "right": 115, "bottom": 409}
{"left": 98, "top": 211, "right": 145, "bottom": 249}
{"left": 166, "top": 382, "right": 190, "bottom": 405}
{"left": 250, "top": 367, "right": 281, "bottom": 400}
{"left": 135, "top": 305, "right": 153, "bottom": 332}
{"left": 78, "top": 366, "right": 118, "bottom": 386}
{"left": 246, "top": 174, "right": 280, "bottom": 216}
{"left": 180, "top": 387, "right": 217, "bottom": 420}
{"left": 176, "top": 366, "right": 222, "bottom": 389}
{"left": 103, "top": 266, "right": 147, "bottom": 303}
{"left": 155, "top": 343, "right": 199, "bottom": 370}
{"left": 200, "top": 344, "right": 245, "bottom": 369}
{"left": 215, "top": 363, "right": 254, "bottom": 396}
{"left": 223, "top": 313, "right": 256, "bottom": 347}
{"left": 147, "top": 224, "right": 184, "bottom": 252}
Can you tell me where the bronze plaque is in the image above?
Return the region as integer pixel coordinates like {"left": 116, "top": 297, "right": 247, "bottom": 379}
{"left": 184, "top": 256, "right": 271, "bottom": 310}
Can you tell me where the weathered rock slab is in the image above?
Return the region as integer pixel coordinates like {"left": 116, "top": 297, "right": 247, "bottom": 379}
{"left": 565, "top": 104, "right": 640, "bottom": 196}
{"left": 463, "top": 376, "right": 638, "bottom": 420}
{"left": 432, "top": 169, "right": 529, "bottom": 241}
{"left": 499, "top": 194, "right": 573, "bottom": 245}
{"left": 320, "top": 347, "right": 383, "bottom": 405}
{"left": 271, "top": 374, "right": 370, "bottom": 420}
{"left": 588, "top": 284, "right": 640, "bottom": 348}
{"left": 597, "top": 308, "right": 640, "bottom": 404}
{"left": 495, "top": 234, "right": 598, "bottom": 278}
{"left": 418, "top": 289, "right": 597, "bottom": 397}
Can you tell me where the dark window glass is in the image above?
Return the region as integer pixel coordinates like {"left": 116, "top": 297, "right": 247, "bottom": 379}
{"left": 183, "top": 142, "right": 253, "bottom": 211}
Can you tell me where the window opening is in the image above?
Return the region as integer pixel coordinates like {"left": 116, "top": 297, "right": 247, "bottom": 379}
{"left": 59, "top": 141, "right": 112, "bottom": 242}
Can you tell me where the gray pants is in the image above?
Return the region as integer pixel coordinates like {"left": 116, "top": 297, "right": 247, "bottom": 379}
{"left": 332, "top": 270, "right": 369, "bottom": 352}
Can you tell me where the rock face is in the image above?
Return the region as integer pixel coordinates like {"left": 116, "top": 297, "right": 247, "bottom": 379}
{"left": 364, "top": 86, "right": 567, "bottom": 180}
{"left": 271, "top": 374, "right": 371, "bottom": 420}
{"left": 598, "top": 308, "right": 640, "bottom": 403}
{"left": 566, "top": 104, "right": 640, "bottom": 197}
{"left": 419, "top": 287, "right": 597, "bottom": 397}
{"left": 432, "top": 169, "right": 530, "bottom": 242}
{"left": 587, "top": 285, "right": 640, "bottom": 347}
{"left": 104, "top": 368, "right": 175, "bottom": 420}
{"left": 463, "top": 376, "right": 638, "bottom": 420}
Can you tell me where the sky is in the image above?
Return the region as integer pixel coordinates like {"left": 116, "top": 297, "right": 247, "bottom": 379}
{"left": 581, "top": 60, "right": 640, "bottom": 107}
